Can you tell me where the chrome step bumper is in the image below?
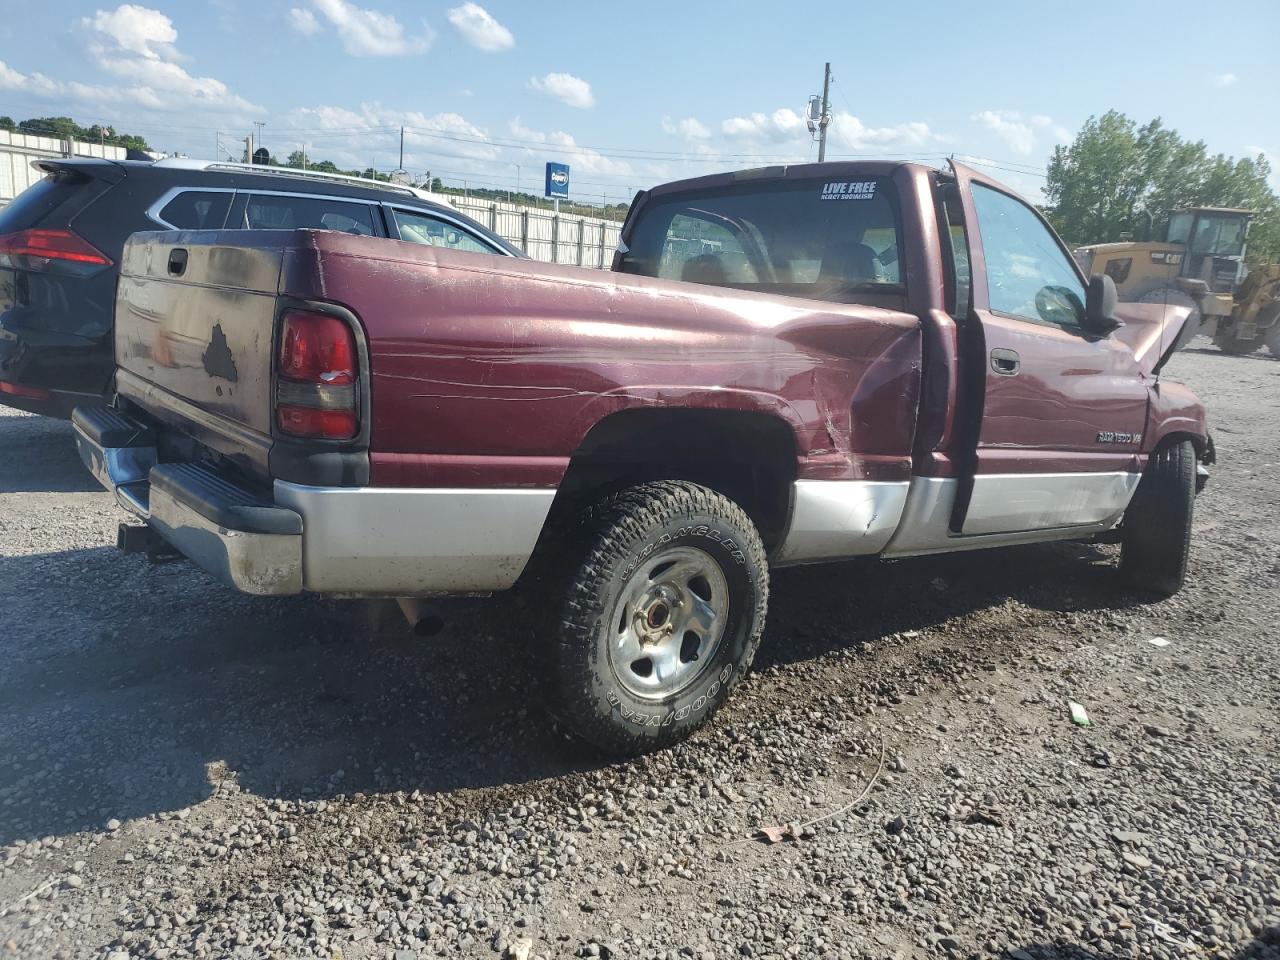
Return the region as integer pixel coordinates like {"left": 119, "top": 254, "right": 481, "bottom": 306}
{"left": 72, "top": 406, "right": 303, "bottom": 596}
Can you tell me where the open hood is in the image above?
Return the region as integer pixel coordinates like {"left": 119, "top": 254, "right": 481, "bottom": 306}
{"left": 1109, "top": 302, "right": 1195, "bottom": 377}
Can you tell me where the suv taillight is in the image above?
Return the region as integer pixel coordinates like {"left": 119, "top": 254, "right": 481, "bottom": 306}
{"left": 275, "top": 310, "right": 359, "bottom": 440}
{"left": 0, "top": 228, "right": 112, "bottom": 266}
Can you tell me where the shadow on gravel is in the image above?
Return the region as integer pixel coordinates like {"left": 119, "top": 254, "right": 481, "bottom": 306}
{"left": 1010, "top": 928, "right": 1280, "bottom": 959}
{"left": 1235, "top": 927, "right": 1280, "bottom": 959}
{"left": 1181, "top": 346, "right": 1276, "bottom": 362}
{"left": 0, "top": 545, "right": 613, "bottom": 846}
{"left": 758, "top": 537, "right": 1153, "bottom": 671}
{"left": 0, "top": 415, "right": 101, "bottom": 493}
{"left": 0, "top": 530, "right": 1164, "bottom": 845}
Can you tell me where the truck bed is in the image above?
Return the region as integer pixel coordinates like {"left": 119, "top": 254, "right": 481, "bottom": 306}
{"left": 113, "top": 228, "right": 924, "bottom": 492}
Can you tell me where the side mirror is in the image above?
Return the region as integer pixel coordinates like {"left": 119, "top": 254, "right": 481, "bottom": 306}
{"left": 1084, "top": 273, "right": 1122, "bottom": 336}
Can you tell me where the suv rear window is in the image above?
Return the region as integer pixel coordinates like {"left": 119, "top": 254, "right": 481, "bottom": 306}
{"left": 157, "top": 191, "right": 232, "bottom": 230}
{"left": 619, "top": 176, "right": 903, "bottom": 303}
{"left": 0, "top": 172, "right": 95, "bottom": 231}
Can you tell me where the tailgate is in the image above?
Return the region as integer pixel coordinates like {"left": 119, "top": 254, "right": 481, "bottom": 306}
{"left": 115, "top": 230, "right": 289, "bottom": 472}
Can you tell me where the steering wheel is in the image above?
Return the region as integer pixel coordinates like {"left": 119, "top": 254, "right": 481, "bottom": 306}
{"left": 1035, "top": 285, "right": 1084, "bottom": 327}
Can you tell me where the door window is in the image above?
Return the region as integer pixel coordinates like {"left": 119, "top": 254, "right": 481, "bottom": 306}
{"left": 393, "top": 209, "right": 498, "bottom": 254}
{"left": 972, "top": 184, "right": 1085, "bottom": 329}
{"left": 243, "top": 195, "right": 378, "bottom": 236}
{"left": 156, "top": 190, "right": 232, "bottom": 230}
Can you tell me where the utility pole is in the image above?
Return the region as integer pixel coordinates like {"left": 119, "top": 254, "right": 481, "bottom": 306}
{"left": 818, "top": 62, "right": 832, "bottom": 162}
{"left": 243, "top": 136, "right": 251, "bottom": 163}
{"left": 253, "top": 121, "right": 265, "bottom": 154}
{"left": 399, "top": 126, "right": 405, "bottom": 171}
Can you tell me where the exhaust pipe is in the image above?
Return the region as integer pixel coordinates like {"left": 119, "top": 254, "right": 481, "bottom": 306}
{"left": 396, "top": 597, "right": 446, "bottom": 637}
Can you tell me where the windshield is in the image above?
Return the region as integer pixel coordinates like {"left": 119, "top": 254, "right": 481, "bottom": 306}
{"left": 1189, "top": 215, "right": 1249, "bottom": 258}
{"left": 619, "top": 176, "right": 903, "bottom": 304}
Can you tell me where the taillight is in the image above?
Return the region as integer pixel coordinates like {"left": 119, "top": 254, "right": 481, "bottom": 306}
{"left": 275, "top": 310, "right": 359, "bottom": 440}
{"left": 0, "top": 380, "right": 51, "bottom": 400}
{"left": 0, "top": 229, "right": 112, "bottom": 266}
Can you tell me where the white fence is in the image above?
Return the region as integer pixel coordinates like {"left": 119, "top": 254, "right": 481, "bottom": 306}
{"left": 450, "top": 196, "right": 623, "bottom": 269}
{"left": 0, "top": 131, "right": 127, "bottom": 207}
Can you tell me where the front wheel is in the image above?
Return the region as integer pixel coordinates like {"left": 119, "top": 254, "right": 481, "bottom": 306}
{"left": 549, "top": 481, "right": 768, "bottom": 755}
{"left": 1212, "top": 322, "right": 1263, "bottom": 355}
{"left": 1120, "top": 441, "right": 1196, "bottom": 596}
{"left": 1259, "top": 303, "right": 1280, "bottom": 358}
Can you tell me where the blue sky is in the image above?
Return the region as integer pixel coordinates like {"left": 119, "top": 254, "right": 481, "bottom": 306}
{"left": 1, "top": 0, "right": 1277, "bottom": 205}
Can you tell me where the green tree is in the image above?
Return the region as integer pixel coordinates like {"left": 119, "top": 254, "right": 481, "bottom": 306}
{"left": 13, "top": 115, "right": 150, "bottom": 152}
{"left": 1045, "top": 110, "right": 1278, "bottom": 263}
{"left": 0, "top": 116, "right": 15, "bottom": 132}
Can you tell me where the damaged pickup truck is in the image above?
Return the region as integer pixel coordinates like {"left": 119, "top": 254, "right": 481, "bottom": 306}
{"left": 75, "top": 160, "right": 1212, "bottom": 753}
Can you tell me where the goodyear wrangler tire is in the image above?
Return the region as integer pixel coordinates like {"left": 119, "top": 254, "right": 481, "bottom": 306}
{"left": 551, "top": 481, "right": 768, "bottom": 755}
{"left": 1120, "top": 441, "right": 1196, "bottom": 597}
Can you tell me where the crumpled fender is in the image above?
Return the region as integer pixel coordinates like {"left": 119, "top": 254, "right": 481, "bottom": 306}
{"left": 1144, "top": 379, "right": 1209, "bottom": 457}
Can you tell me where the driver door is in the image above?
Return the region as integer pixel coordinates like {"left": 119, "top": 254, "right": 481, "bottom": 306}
{"left": 951, "top": 163, "right": 1149, "bottom": 535}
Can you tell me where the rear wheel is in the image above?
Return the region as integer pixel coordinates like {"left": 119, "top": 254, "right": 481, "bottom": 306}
{"left": 548, "top": 481, "right": 768, "bottom": 755}
{"left": 1120, "top": 441, "right": 1196, "bottom": 596}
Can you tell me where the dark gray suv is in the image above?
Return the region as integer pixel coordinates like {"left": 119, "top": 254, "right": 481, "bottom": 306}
{"left": 0, "top": 158, "right": 522, "bottom": 417}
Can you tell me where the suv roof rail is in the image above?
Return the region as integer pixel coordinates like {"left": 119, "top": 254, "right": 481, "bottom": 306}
{"left": 163, "top": 159, "right": 432, "bottom": 200}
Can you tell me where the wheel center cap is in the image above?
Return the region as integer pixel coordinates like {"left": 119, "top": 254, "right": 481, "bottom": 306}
{"left": 635, "top": 586, "right": 679, "bottom": 645}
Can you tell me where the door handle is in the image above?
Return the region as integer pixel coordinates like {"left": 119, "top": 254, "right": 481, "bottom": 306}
{"left": 991, "top": 348, "right": 1020, "bottom": 376}
{"left": 167, "top": 248, "right": 188, "bottom": 277}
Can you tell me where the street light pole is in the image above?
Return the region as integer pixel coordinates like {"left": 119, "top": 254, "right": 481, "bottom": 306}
{"left": 817, "top": 62, "right": 832, "bottom": 163}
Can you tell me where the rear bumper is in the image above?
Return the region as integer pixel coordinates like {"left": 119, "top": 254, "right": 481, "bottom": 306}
{"left": 0, "top": 324, "right": 113, "bottom": 418}
{"left": 73, "top": 406, "right": 304, "bottom": 596}
{"left": 72, "top": 405, "right": 555, "bottom": 597}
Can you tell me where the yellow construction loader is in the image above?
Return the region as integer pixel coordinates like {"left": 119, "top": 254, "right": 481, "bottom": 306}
{"left": 1075, "top": 206, "right": 1280, "bottom": 356}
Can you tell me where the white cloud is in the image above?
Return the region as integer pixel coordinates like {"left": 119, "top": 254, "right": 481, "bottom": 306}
{"left": 832, "top": 113, "right": 944, "bottom": 150}
{"left": 307, "top": 0, "right": 433, "bottom": 56}
{"left": 972, "top": 110, "right": 1036, "bottom": 155}
{"left": 528, "top": 72, "right": 594, "bottom": 109}
{"left": 721, "top": 108, "right": 807, "bottom": 141}
{"left": 720, "top": 106, "right": 948, "bottom": 153}
{"left": 82, "top": 4, "right": 178, "bottom": 59}
{"left": 446, "top": 3, "right": 513, "bottom": 52}
{"left": 0, "top": 6, "right": 260, "bottom": 116}
{"left": 288, "top": 7, "right": 321, "bottom": 36}
{"left": 80, "top": 5, "right": 260, "bottom": 113}
{"left": 285, "top": 103, "right": 499, "bottom": 169}
{"left": 508, "top": 118, "right": 631, "bottom": 176}
{"left": 661, "top": 116, "right": 711, "bottom": 141}
{"left": 1214, "top": 72, "right": 1238, "bottom": 87}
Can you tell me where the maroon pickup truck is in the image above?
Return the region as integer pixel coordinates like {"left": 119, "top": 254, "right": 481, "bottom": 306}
{"left": 74, "top": 161, "right": 1211, "bottom": 754}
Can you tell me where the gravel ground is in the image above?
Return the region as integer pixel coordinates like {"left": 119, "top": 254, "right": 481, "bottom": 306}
{"left": 0, "top": 347, "right": 1277, "bottom": 960}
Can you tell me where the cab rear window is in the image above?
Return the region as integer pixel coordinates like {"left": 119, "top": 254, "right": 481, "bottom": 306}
{"left": 619, "top": 176, "right": 903, "bottom": 303}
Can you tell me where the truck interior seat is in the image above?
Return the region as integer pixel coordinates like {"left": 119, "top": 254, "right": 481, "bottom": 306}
{"left": 819, "top": 242, "right": 879, "bottom": 285}
{"left": 682, "top": 255, "right": 728, "bottom": 285}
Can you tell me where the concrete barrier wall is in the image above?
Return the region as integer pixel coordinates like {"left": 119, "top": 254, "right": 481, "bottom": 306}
{"left": 0, "top": 132, "right": 128, "bottom": 207}
{"left": 450, "top": 196, "right": 623, "bottom": 269}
